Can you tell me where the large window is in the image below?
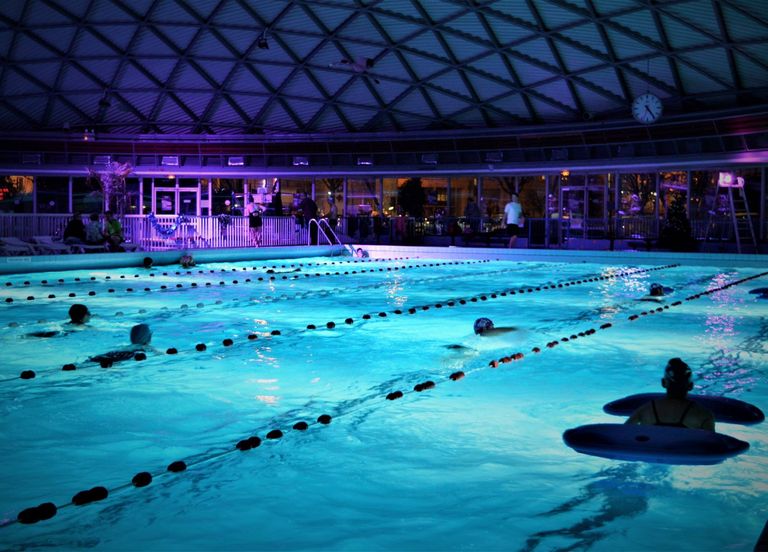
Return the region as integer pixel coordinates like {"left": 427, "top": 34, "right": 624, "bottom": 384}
{"left": 482, "top": 176, "right": 515, "bottom": 220}
{"left": 315, "top": 177, "right": 343, "bottom": 217}
{"left": 346, "top": 177, "right": 379, "bottom": 215}
{"left": 382, "top": 177, "right": 402, "bottom": 215}
{"left": 211, "top": 178, "right": 243, "bottom": 215}
{"left": 0, "top": 175, "right": 33, "bottom": 213}
{"left": 72, "top": 176, "right": 103, "bottom": 214}
{"left": 280, "top": 178, "right": 313, "bottom": 216}
{"left": 619, "top": 173, "right": 656, "bottom": 216}
{"left": 421, "top": 177, "right": 448, "bottom": 218}
{"left": 450, "top": 176, "right": 477, "bottom": 218}
{"left": 659, "top": 171, "right": 687, "bottom": 218}
{"left": 519, "top": 175, "right": 546, "bottom": 218}
{"left": 36, "top": 176, "right": 69, "bottom": 213}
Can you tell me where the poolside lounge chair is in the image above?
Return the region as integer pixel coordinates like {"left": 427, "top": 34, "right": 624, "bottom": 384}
{"left": 69, "top": 242, "right": 108, "bottom": 253}
{"left": 0, "top": 237, "right": 38, "bottom": 255}
{"left": 31, "top": 236, "right": 73, "bottom": 254}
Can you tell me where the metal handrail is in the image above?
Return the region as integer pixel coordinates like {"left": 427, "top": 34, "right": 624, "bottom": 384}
{"left": 309, "top": 218, "right": 354, "bottom": 256}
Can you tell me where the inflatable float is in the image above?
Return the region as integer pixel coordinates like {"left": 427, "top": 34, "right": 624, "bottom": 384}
{"left": 563, "top": 423, "right": 749, "bottom": 465}
{"left": 603, "top": 393, "right": 765, "bottom": 425}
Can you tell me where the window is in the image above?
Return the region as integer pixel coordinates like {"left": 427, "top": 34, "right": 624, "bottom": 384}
{"left": 450, "top": 176, "right": 477, "bottom": 218}
{"left": 0, "top": 175, "right": 33, "bottom": 213}
{"left": 72, "top": 176, "right": 103, "bottom": 214}
{"left": 36, "top": 176, "right": 69, "bottom": 213}
{"left": 346, "top": 177, "right": 379, "bottom": 215}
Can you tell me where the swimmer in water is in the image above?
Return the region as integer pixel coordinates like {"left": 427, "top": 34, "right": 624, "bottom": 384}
{"left": 266, "top": 268, "right": 301, "bottom": 274}
{"left": 444, "top": 317, "right": 518, "bottom": 350}
{"left": 473, "top": 317, "right": 517, "bottom": 336}
{"left": 88, "top": 323, "right": 154, "bottom": 365}
{"left": 26, "top": 304, "right": 92, "bottom": 338}
{"left": 639, "top": 283, "right": 674, "bottom": 302}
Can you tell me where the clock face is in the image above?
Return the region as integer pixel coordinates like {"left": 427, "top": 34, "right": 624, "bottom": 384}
{"left": 631, "top": 93, "right": 663, "bottom": 124}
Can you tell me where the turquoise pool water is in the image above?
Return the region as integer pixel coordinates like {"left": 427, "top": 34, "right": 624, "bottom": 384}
{"left": 0, "top": 256, "right": 766, "bottom": 550}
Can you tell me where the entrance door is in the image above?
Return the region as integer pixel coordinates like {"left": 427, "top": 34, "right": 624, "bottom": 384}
{"left": 179, "top": 189, "right": 199, "bottom": 216}
{"left": 152, "top": 187, "right": 200, "bottom": 216}
{"left": 560, "top": 185, "right": 607, "bottom": 241}
{"left": 154, "top": 187, "right": 177, "bottom": 215}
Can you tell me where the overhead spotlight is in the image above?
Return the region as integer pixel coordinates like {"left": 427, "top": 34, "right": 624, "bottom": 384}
{"left": 82, "top": 128, "right": 95, "bottom": 142}
{"left": 257, "top": 32, "right": 269, "bottom": 50}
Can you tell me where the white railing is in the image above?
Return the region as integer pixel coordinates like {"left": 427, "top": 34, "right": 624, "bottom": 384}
{"left": 125, "top": 215, "right": 315, "bottom": 250}
{"left": 0, "top": 214, "right": 317, "bottom": 252}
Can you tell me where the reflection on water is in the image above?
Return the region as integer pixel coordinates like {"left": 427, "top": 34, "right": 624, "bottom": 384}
{"left": 522, "top": 464, "right": 664, "bottom": 552}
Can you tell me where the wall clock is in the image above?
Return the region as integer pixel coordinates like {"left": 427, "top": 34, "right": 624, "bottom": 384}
{"left": 631, "top": 93, "right": 663, "bottom": 124}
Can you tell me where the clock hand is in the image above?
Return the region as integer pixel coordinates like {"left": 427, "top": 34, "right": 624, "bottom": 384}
{"left": 645, "top": 106, "right": 654, "bottom": 116}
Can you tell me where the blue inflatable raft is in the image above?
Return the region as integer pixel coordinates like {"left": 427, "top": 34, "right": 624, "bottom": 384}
{"left": 603, "top": 393, "right": 764, "bottom": 425}
{"left": 563, "top": 423, "right": 749, "bottom": 465}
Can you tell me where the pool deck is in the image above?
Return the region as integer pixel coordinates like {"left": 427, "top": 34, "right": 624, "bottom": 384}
{"left": 0, "top": 243, "right": 764, "bottom": 275}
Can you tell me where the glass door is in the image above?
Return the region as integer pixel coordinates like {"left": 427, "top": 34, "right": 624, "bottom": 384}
{"left": 154, "top": 187, "right": 177, "bottom": 215}
{"left": 152, "top": 187, "right": 199, "bottom": 216}
{"left": 560, "top": 186, "right": 586, "bottom": 238}
{"left": 179, "top": 189, "right": 199, "bottom": 216}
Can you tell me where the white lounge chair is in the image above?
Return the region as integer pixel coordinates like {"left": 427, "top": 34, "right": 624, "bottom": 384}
{"left": 31, "top": 236, "right": 73, "bottom": 254}
{"left": 0, "top": 237, "right": 38, "bottom": 255}
{"left": 70, "top": 242, "right": 108, "bottom": 253}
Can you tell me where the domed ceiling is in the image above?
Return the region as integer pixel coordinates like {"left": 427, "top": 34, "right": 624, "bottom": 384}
{"left": 0, "top": 0, "right": 767, "bottom": 136}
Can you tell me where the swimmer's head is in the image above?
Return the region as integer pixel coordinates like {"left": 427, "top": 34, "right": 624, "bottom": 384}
{"left": 662, "top": 358, "right": 693, "bottom": 393}
{"left": 649, "top": 283, "right": 664, "bottom": 297}
{"left": 143, "top": 257, "right": 153, "bottom": 268}
{"left": 68, "top": 304, "right": 90, "bottom": 324}
{"left": 474, "top": 317, "right": 494, "bottom": 335}
{"left": 130, "top": 323, "right": 152, "bottom": 346}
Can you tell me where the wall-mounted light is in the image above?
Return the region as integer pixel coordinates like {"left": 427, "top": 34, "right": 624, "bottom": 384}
{"left": 421, "top": 153, "right": 438, "bottom": 165}
{"left": 357, "top": 156, "right": 373, "bottom": 166}
{"left": 161, "top": 156, "right": 179, "bottom": 166}
{"left": 292, "top": 156, "right": 309, "bottom": 166}
{"left": 228, "top": 156, "right": 245, "bottom": 166}
{"left": 484, "top": 151, "right": 503, "bottom": 163}
{"left": 93, "top": 155, "right": 111, "bottom": 165}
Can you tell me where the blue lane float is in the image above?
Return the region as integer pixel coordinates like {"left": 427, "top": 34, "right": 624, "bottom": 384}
{"left": 562, "top": 423, "right": 749, "bottom": 465}
{"left": 603, "top": 393, "right": 765, "bottom": 425}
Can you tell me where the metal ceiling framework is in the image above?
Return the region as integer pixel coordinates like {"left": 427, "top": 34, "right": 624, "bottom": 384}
{"left": 0, "top": 0, "right": 767, "bottom": 138}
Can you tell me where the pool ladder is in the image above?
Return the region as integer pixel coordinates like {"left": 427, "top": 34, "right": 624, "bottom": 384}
{"left": 308, "top": 218, "right": 355, "bottom": 256}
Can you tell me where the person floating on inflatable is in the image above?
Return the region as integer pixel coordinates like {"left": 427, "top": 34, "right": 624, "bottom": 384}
{"left": 473, "top": 317, "right": 516, "bottom": 337}
{"left": 626, "top": 358, "right": 715, "bottom": 431}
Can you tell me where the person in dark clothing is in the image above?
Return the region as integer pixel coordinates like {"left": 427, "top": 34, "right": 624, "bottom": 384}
{"left": 299, "top": 194, "right": 319, "bottom": 244}
{"left": 626, "top": 358, "right": 715, "bottom": 431}
{"left": 248, "top": 205, "right": 263, "bottom": 246}
{"left": 63, "top": 212, "right": 87, "bottom": 244}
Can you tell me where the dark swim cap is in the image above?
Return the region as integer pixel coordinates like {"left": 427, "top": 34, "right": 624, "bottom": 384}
{"left": 649, "top": 283, "right": 664, "bottom": 296}
{"left": 664, "top": 358, "right": 692, "bottom": 385}
{"left": 474, "top": 317, "right": 494, "bottom": 335}
{"left": 68, "top": 304, "right": 90, "bottom": 324}
{"left": 130, "top": 323, "right": 152, "bottom": 346}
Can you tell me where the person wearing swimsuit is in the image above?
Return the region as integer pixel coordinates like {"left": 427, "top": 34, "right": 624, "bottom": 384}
{"left": 626, "top": 358, "right": 716, "bottom": 431}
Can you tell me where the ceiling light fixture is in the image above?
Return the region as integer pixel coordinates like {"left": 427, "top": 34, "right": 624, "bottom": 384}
{"left": 257, "top": 31, "right": 269, "bottom": 50}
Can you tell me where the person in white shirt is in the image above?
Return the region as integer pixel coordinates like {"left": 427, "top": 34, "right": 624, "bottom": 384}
{"left": 503, "top": 193, "right": 523, "bottom": 248}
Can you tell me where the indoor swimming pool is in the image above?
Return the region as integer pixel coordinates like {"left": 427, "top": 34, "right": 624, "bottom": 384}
{"left": 0, "top": 253, "right": 766, "bottom": 551}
